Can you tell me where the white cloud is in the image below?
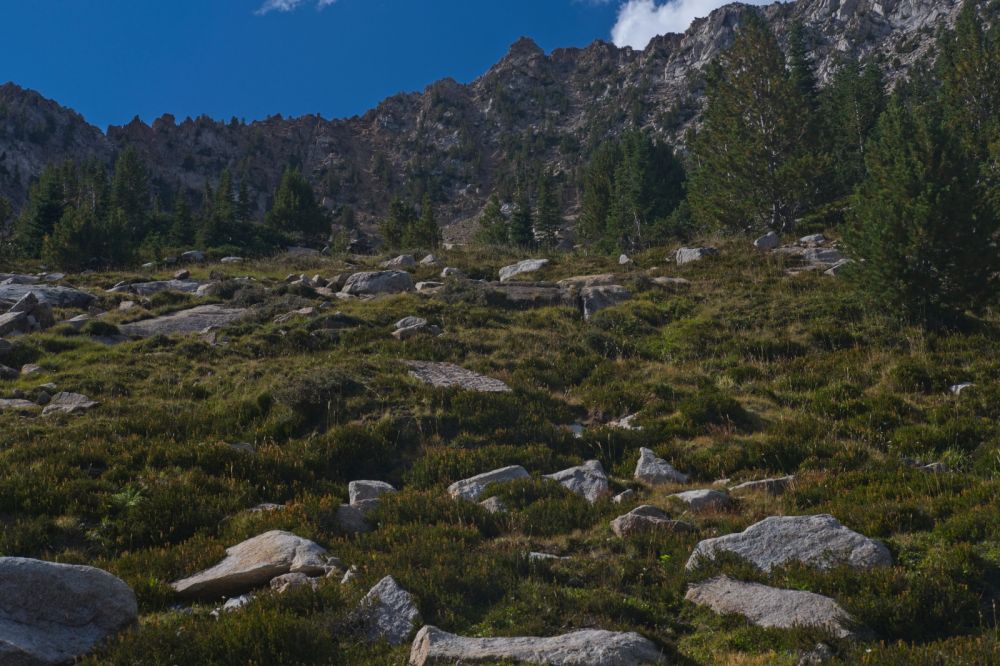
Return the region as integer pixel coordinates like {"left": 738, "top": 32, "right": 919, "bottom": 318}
{"left": 255, "top": 0, "right": 336, "bottom": 16}
{"left": 610, "top": 0, "right": 773, "bottom": 49}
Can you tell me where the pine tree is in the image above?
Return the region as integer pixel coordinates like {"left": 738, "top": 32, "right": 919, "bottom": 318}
{"left": 265, "top": 167, "right": 328, "bottom": 238}
{"left": 688, "top": 11, "right": 821, "bottom": 232}
{"left": 410, "top": 193, "right": 442, "bottom": 249}
{"left": 534, "top": 173, "right": 561, "bottom": 248}
{"left": 787, "top": 22, "right": 818, "bottom": 111}
{"left": 110, "top": 146, "right": 150, "bottom": 244}
{"left": 578, "top": 142, "right": 620, "bottom": 245}
{"left": 476, "top": 194, "right": 508, "bottom": 245}
{"left": 509, "top": 187, "right": 534, "bottom": 248}
{"left": 42, "top": 207, "right": 96, "bottom": 271}
{"left": 169, "top": 195, "right": 195, "bottom": 246}
{"left": 237, "top": 179, "right": 254, "bottom": 224}
{"left": 846, "top": 96, "right": 999, "bottom": 327}
{"left": 13, "top": 164, "right": 69, "bottom": 256}
{"left": 379, "top": 197, "right": 417, "bottom": 250}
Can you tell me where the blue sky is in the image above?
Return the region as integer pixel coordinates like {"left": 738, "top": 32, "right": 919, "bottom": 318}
{"left": 0, "top": 0, "right": 757, "bottom": 130}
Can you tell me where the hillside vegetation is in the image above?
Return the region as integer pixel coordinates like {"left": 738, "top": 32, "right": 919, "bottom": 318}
{"left": 0, "top": 242, "right": 997, "bottom": 664}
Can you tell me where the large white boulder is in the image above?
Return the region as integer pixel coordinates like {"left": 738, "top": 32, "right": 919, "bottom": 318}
{"left": 634, "top": 448, "right": 689, "bottom": 485}
{"left": 686, "top": 514, "right": 892, "bottom": 572}
{"left": 543, "top": 460, "right": 609, "bottom": 503}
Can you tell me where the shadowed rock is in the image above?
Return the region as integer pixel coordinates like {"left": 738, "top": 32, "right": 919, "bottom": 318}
{"left": 408, "top": 625, "right": 665, "bottom": 665}
{"left": 543, "top": 460, "right": 609, "bottom": 503}
{"left": 171, "top": 530, "right": 327, "bottom": 599}
{"left": 611, "top": 505, "right": 695, "bottom": 538}
{"left": 675, "top": 247, "right": 718, "bottom": 265}
{"left": 669, "top": 489, "right": 732, "bottom": 512}
{"left": 0, "top": 557, "right": 138, "bottom": 665}
{"left": 357, "top": 576, "right": 421, "bottom": 646}
{"left": 119, "top": 304, "right": 250, "bottom": 337}
{"left": 581, "top": 285, "right": 630, "bottom": 321}
{"left": 686, "top": 576, "right": 855, "bottom": 638}
{"left": 686, "top": 514, "right": 892, "bottom": 572}
{"left": 108, "top": 279, "right": 203, "bottom": 296}
{"left": 349, "top": 480, "right": 397, "bottom": 505}
{"left": 0, "top": 284, "right": 94, "bottom": 309}
{"left": 41, "top": 392, "right": 98, "bottom": 416}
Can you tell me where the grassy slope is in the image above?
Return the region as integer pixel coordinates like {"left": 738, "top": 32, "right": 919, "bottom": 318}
{"left": 1, "top": 241, "right": 998, "bottom": 665}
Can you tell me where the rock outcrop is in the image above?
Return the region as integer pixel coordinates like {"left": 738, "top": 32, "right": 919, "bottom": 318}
{"left": 119, "top": 305, "right": 250, "bottom": 337}
{"left": 448, "top": 465, "right": 529, "bottom": 501}
{"left": 405, "top": 360, "right": 511, "bottom": 393}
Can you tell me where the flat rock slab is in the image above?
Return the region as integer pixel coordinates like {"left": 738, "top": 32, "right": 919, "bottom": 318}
{"left": 405, "top": 361, "right": 511, "bottom": 393}
{"left": 340, "top": 271, "right": 414, "bottom": 296}
{"left": 499, "top": 259, "right": 549, "bottom": 282}
{"left": 556, "top": 274, "right": 620, "bottom": 290}
{"left": 0, "top": 284, "right": 95, "bottom": 309}
{"left": 171, "top": 530, "right": 327, "bottom": 599}
{"left": 543, "top": 460, "right": 609, "bottom": 503}
{"left": 448, "top": 465, "right": 530, "bottom": 501}
{"left": 0, "top": 399, "right": 41, "bottom": 415}
{"left": 729, "top": 476, "right": 794, "bottom": 495}
{"left": 686, "top": 576, "right": 854, "bottom": 638}
{"left": 686, "top": 514, "right": 892, "bottom": 572}
{"left": 108, "top": 280, "right": 203, "bottom": 296}
{"left": 483, "top": 283, "right": 568, "bottom": 308}
{"left": 41, "top": 392, "right": 98, "bottom": 416}
{"left": 635, "top": 447, "right": 689, "bottom": 485}
{"left": 670, "top": 489, "right": 732, "bottom": 512}
{"left": 119, "top": 305, "right": 251, "bottom": 338}
{"left": 0, "top": 557, "right": 137, "bottom": 666}
{"left": 357, "top": 576, "right": 421, "bottom": 646}
{"left": 408, "top": 625, "right": 665, "bottom": 665}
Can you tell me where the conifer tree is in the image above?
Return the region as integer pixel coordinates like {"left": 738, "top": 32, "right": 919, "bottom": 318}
{"left": 509, "top": 187, "right": 534, "bottom": 248}
{"left": 379, "top": 197, "right": 416, "bottom": 249}
{"left": 846, "top": 96, "right": 999, "bottom": 327}
{"left": 476, "top": 194, "right": 508, "bottom": 245}
{"left": 265, "top": 167, "right": 328, "bottom": 238}
{"left": 534, "top": 173, "right": 561, "bottom": 248}
{"left": 169, "top": 195, "right": 195, "bottom": 246}
{"left": 410, "top": 193, "right": 442, "bottom": 249}
{"left": 13, "top": 164, "right": 69, "bottom": 256}
{"left": 110, "top": 146, "right": 150, "bottom": 244}
{"left": 688, "top": 11, "right": 820, "bottom": 232}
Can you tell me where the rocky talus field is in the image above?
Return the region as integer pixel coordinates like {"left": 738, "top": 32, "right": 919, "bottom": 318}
{"left": 0, "top": 238, "right": 998, "bottom": 664}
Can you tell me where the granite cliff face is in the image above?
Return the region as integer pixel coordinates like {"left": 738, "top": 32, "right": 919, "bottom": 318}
{"left": 0, "top": 0, "right": 966, "bottom": 233}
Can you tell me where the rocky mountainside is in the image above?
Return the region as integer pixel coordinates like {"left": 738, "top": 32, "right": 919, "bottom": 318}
{"left": 0, "top": 0, "right": 965, "bottom": 234}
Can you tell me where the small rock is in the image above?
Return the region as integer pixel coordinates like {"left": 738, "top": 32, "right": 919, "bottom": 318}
{"left": 528, "top": 552, "right": 567, "bottom": 563}
{"left": 669, "top": 489, "right": 732, "bottom": 512}
{"left": 802, "top": 247, "right": 844, "bottom": 265}
{"left": 440, "top": 267, "right": 464, "bottom": 279}
{"left": 174, "top": 269, "right": 191, "bottom": 280}
{"left": 220, "top": 594, "right": 253, "bottom": 613}
{"left": 220, "top": 256, "right": 244, "bottom": 264}
{"left": 611, "top": 505, "right": 694, "bottom": 538}
{"left": 922, "top": 462, "right": 949, "bottom": 474}
{"left": 180, "top": 250, "right": 206, "bottom": 263}
{"left": 754, "top": 231, "right": 780, "bottom": 250}
{"left": 950, "top": 383, "right": 975, "bottom": 396}
{"left": 380, "top": 255, "right": 417, "bottom": 269}
{"left": 543, "top": 460, "right": 609, "bottom": 503}
{"left": 395, "top": 316, "right": 428, "bottom": 330}
{"left": 41, "top": 392, "right": 99, "bottom": 416}
{"left": 349, "top": 480, "right": 397, "bottom": 505}
{"left": 618, "top": 254, "right": 631, "bottom": 265}
{"left": 634, "top": 447, "right": 689, "bottom": 485}
{"left": 824, "top": 259, "right": 853, "bottom": 276}
{"left": 0, "top": 365, "right": 19, "bottom": 380}
{"left": 415, "top": 281, "right": 444, "bottom": 292}
{"left": 675, "top": 247, "right": 718, "bottom": 265}
{"left": 448, "top": 465, "right": 529, "bottom": 501}
{"left": 420, "top": 254, "right": 439, "bottom": 266}
{"left": 650, "top": 276, "right": 691, "bottom": 288}
{"left": 612, "top": 489, "right": 636, "bottom": 504}
{"left": 799, "top": 234, "right": 826, "bottom": 246}
{"left": 581, "top": 285, "right": 630, "bottom": 321}
{"left": 20, "top": 363, "right": 42, "bottom": 377}
{"left": 340, "top": 566, "right": 360, "bottom": 585}
{"left": 335, "top": 504, "right": 372, "bottom": 534}
{"left": 798, "top": 643, "right": 836, "bottom": 665}
{"left": 269, "top": 572, "right": 318, "bottom": 594}
{"left": 0, "top": 398, "right": 41, "bottom": 414}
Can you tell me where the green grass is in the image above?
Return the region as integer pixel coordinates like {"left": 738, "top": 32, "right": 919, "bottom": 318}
{"left": 1, "top": 241, "right": 998, "bottom": 664}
